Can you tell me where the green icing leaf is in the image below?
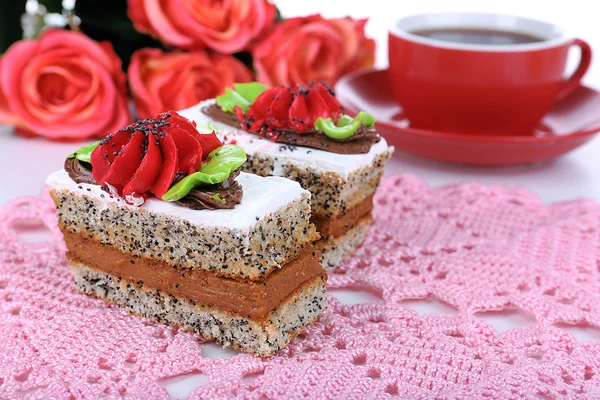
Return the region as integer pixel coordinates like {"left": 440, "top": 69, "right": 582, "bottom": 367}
{"left": 337, "top": 114, "right": 354, "bottom": 128}
{"left": 315, "top": 112, "right": 377, "bottom": 140}
{"left": 162, "top": 145, "right": 247, "bottom": 202}
{"left": 216, "top": 82, "right": 268, "bottom": 113}
{"left": 233, "top": 82, "right": 268, "bottom": 103}
{"left": 67, "top": 141, "right": 100, "bottom": 163}
{"left": 315, "top": 118, "right": 358, "bottom": 140}
{"left": 216, "top": 88, "right": 250, "bottom": 113}
{"left": 360, "top": 112, "right": 376, "bottom": 128}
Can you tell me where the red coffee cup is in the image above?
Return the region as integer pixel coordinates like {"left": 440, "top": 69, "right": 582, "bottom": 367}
{"left": 388, "top": 13, "right": 592, "bottom": 136}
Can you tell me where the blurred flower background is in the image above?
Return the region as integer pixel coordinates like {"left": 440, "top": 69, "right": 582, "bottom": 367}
{"left": 0, "top": 0, "right": 375, "bottom": 141}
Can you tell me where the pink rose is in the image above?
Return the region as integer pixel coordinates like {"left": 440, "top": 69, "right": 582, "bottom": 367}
{"left": 253, "top": 14, "right": 376, "bottom": 86}
{"left": 128, "top": 48, "right": 253, "bottom": 119}
{"left": 0, "top": 29, "right": 130, "bottom": 140}
{"left": 127, "top": 0, "right": 276, "bottom": 53}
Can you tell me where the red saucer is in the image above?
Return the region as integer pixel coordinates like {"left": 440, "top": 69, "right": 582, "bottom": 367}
{"left": 335, "top": 68, "right": 600, "bottom": 166}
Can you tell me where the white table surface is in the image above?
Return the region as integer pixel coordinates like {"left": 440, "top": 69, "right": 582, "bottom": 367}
{"left": 2, "top": 1, "right": 600, "bottom": 397}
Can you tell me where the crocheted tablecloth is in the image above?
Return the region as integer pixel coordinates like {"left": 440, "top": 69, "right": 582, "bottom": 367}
{"left": 2, "top": 175, "right": 600, "bottom": 399}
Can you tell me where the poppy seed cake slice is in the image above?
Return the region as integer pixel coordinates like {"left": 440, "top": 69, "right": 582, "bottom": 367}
{"left": 180, "top": 100, "right": 393, "bottom": 268}
{"left": 48, "top": 169, "right": 327, "bottom": 355}
{"left": 48, "top": 170, "right": 320, "bottom": 281}
{"left": 68, "top": 259, "right": 327, "bottom": 357}
{"left": 180, "top": 100, "right": 394, "bottom": 220}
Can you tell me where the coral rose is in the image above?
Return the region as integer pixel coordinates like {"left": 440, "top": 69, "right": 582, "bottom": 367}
{"left": 0, "top": 29, "right": 130, "bottom": 140}
{"left": 253, "top": 14, "right": 376, "bottom": 86}
{"left": 127, "top": 0, "right": 276, "bottom": 53}
{"left": 128, "top": 48, "right": 253, "bottom": 119}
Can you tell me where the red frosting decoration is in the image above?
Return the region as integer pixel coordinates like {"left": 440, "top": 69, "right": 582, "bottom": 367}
{"left": 236, "top": 82, "right": 343, "bottom": 138}
{"left": 90, "top": 111, "right": 222, "bottom": 199}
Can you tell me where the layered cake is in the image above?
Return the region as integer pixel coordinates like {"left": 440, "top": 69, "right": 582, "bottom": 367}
{"left": 47, "top": 111, "right": 326, "bottom": 356}
{"left": 179, "top": 82, "right": 394, "bottom": 268}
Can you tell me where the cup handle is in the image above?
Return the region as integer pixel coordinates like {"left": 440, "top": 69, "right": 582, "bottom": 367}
{"left": 557, "top": 38, "right": 592, "bottom": 100}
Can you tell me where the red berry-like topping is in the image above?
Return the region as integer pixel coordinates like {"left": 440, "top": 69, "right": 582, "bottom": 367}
{"left": 90, "top": 111, "right": 222, "bottom": 199}
{"left": 238, "top": 82, "right": 343, "bottom": 137}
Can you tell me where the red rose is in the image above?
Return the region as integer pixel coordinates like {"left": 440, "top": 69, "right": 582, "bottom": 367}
{"left": 253, "top": 14, "right": 376, "bottom": 86}
{"left": 0, "top": 29, "right": 130, "bottom": 140}
{"left": 127, "top": 0, "right": 276, "bottom": 53}
{"left": 129, "top": 48, "right": 253, "bottom": 119}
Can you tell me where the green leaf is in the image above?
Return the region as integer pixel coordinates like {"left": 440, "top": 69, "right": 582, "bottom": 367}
{"left": 337, "top": 114, "right": 354, "bottom": 128}
{"left": 233, "top": 82, "right": 268, "bottom": 103}
{"left": 162, "top": 145, "right": 247, "bottom": 202}
{"left": 315, "top": 112, "right": 377, "bottom": 140}
{"left": 359, "top": 112, "right": 376, "bottom": 128}
{"left": 216, "top": 82, "right": 268, "bottom": 113}
{"left": 67, "top": 141, "right": 100, "bottom": 163}
{"left": 216, "top": 88, "right": 250, "bottom": 113}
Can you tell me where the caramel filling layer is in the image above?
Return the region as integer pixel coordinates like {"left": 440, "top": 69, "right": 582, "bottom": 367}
{"left": 64, "top": 231, "right": 325, "bottom": 320}
{"left": 311, "top": 194, "right": 374, "bottom": 240}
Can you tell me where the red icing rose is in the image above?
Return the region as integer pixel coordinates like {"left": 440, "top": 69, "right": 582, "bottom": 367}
{"left": 236, "top": 82, "right": 343, "bottom": 137}
{"left": 90, "top": 111, "right": 222, "bottom": 199}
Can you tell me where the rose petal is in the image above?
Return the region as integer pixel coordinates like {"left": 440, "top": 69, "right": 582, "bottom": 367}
{"left": 94, "top": 87, "right": 132, "bottom": 140}
{"left": 1, "top": 29, "right": 130, "bottom": 140}
{"left": 246, "top": 87, "right": 275, "bottom": 124}
{"left": 289, "top": 94, "right": 310, "bottom": 132}
{"left": 128, "top": 0, "right": 274, "bottom": 53}
{"left": 129, "top": 48, "right": 167, "bottom": 120}
{"left": 123, "top": 133, "right": 162, "bottom": 196}
{"left": 305, "top": 88, "right": 331, "bottom": 124}
{"left": 0, "top": 57, "right": 23, "bottom": 127}
{"left": 0, "top": 40, "right": 39, "bottom": 128}
{"left": 38, "top": 30, "right": 123, "bottom": 77}
{"left": 142, "top": 0, "right": 195, "bottom": 48}
{"left": 267, "top": 87, "right": 292, "bottom": 129}
{"left": 170, "top": 126, "right": 202, "bottom": 174}
{"left": 127, "top": 0, "right": 153, "bottom": 33}
{"left": 91, "top": 130, "right": 136, "bottom": 184}
{"left": 313, "top": 83, "right": 343, "bottom": 122}
{"left": 101, "top": 130, "right": 146, "bottom": 191}
{"left": 169, "top": 112, "right": 204, "bottom": 142}
{"left": 151, "top": 133, "right": 179, "bottom": 198}
{"left": 195, "top": 131, "right": 223, "bottom": 157}
{"left": 21, "top": 60, "right": 121, "bottom": 137}
{"left": 252, "top": 14, "right": 375, "bottom": 86}
{"left": 128, "top": 49, "right": 252, "bottom": 119}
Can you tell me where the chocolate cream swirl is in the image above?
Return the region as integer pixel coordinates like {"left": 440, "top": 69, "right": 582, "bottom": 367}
{"left": 64, "top": 158, "right": 96, "bottom": 185}
{"left": 64, "top": 158, "right": 242, "bottom": 210}
{"left": 202, "top": 104, "right": 380, "bottom": 155}
{"left": 174, "top": 169, "right": 243, "bottom": 210}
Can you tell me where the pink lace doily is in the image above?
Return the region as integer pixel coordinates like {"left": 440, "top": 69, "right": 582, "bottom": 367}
{"left": 2, "top": 175, "right": 600, "bottom": 399}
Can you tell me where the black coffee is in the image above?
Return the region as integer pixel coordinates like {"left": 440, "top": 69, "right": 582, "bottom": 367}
{"left": 410, "top": 28, "right": 545, "bottom": 45}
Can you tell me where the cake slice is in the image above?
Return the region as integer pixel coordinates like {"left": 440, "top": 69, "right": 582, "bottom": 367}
{"left": 179, "top": 82, "right": 394, "bottom": 268}
{"left": 47, "top": 111, "right": 326, "bottom": 356}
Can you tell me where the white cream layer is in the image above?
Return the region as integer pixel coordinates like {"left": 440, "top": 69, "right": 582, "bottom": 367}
{"left": 46, "top": 170, "right": 308, "bottom": 231}
{"left": 178, "top": 100, "right": 392, "bottom": 179}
